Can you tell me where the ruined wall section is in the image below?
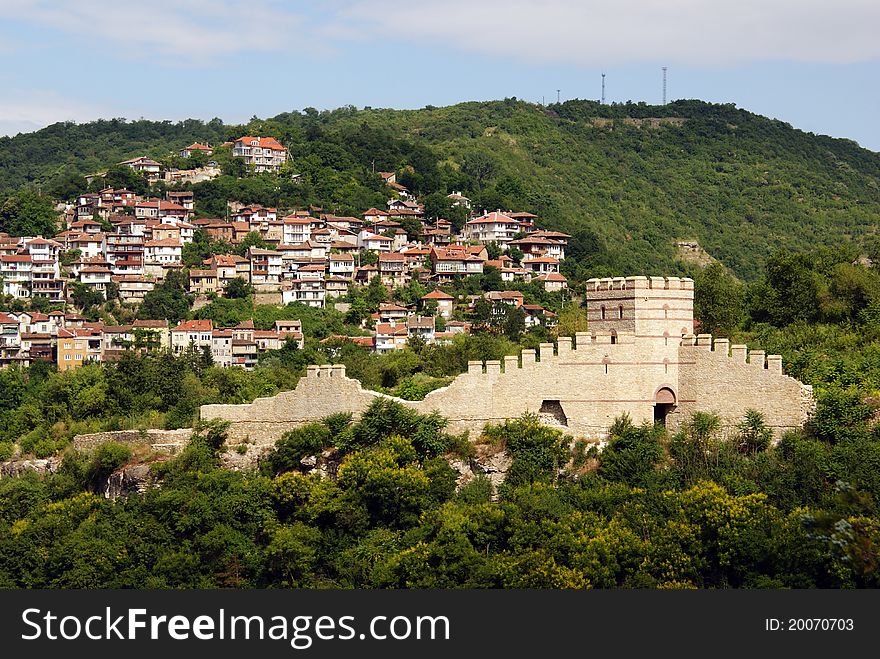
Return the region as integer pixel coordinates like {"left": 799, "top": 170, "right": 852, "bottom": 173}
{"left": 201, "top": 364, "right": 388, "bottom": 445}
{"left": 675, "top": 335, "right": 814, "bottom": 436}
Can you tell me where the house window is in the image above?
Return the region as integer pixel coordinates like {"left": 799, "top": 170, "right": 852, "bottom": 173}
{"left": 64, "top": 354, "right": 71, "bottom": 360}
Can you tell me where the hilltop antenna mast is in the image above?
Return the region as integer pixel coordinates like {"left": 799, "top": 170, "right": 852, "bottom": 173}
{"left": 557, "top": 89, "right": 560, "bottom": 104}
{"left": 662, "top": 66, "right": 667, "bottom": 105}
{"left": 601, "top": 73, "right": 606, "bottom": 104}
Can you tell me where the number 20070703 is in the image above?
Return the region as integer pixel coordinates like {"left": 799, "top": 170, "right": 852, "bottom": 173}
{"left": 765, "top": 618, "right": 854, "bottom": 631}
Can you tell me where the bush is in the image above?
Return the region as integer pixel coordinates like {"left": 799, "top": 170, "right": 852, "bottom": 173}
{"left": 0, "top": 441, "right": 13, "bottom": 461}
{"left": 347, "top": 398, "right": 450, "bottom": 459}
{"left": 485, "top": 413, "right": 570, "bottom": 488}
{"left": 86, "top": 442, "right": 133, "bottom": 488}
{"left": 809, "top": 387, "right": 875, "bottom": 444}
{"left": 456, "top": 475, "right": 494, "bottom": 504}
{"left": 266, "top": 423, "right": 332, "bottom": 475}
{"left": 599, "top": 415, "right": 665, "bottom": 486}
{"left": 735, "top": 409, "right": 773, "bottom": 454}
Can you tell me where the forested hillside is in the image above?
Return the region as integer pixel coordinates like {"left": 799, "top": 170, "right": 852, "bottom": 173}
{"left": 2, "top": 99, "right": 879, "bottom": 279}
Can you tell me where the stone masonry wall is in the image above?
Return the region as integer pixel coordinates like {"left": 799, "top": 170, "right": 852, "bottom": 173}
{"left": 72, "top": 428, "right": 193, "bottom": 452}
{"left": 201, "top": 364, "right": 387, "bottom": 446}
{"left": 676, "top": 335, "right": 815, "bottom": 436}
{"left": 200, "top": 332, "right": 814, "bottom": 446}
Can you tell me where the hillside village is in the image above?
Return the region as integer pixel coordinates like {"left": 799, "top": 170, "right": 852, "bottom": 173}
{"left": 0, "top": 134, "right": 571, "bottom": 371}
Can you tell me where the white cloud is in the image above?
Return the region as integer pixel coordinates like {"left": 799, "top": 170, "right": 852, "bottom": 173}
{"left": 0, "top": 91, "right": 117, "bottom": 136}
{"left": 2, "top": 1, "right": 877, "bottom": 68}
{"left": 337, "top": 0, "right": 880, "bottom": 66}
{"left": 0, "top": 0, "right": 307, "bottom": 64}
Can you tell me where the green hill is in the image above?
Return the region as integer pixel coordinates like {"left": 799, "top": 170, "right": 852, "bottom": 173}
{"left": 2, "top": 99, "right": 879, "bottom": 280}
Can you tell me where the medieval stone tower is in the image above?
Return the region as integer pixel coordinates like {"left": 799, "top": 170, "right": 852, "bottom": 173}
{"left": 585, "top": 276, "right": 695, "bottom": 424}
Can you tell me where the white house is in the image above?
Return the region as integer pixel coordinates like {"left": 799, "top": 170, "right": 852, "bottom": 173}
{"left": 144, "top": 239, "right": 183, "bottom": 264}
{"left": 232, "top": 136, "right": 288, "bottom": 173}
{"left": 463, "top": 212, "right": 521, "bottom": 245}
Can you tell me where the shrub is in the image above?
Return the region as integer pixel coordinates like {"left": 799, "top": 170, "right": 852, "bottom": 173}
{"left": 456, "top": 475, "right": 493, "bottom": 504}
{"left": 735, "top": 409, "right": 773, "bottom": 454}
{"left": 599, "top": 416, "right": 665, "bottom": 486}
{"left": 266, "top": 423, "right": 332, "bottom": 475}
{"left": 86, "top": 442, "right": 133, "bottom": 488}
{"left": 485, "top": 413, "right": 570, "bottom": 488}
{"left": 0, "top": 441, "right": 14, "bottom": 461}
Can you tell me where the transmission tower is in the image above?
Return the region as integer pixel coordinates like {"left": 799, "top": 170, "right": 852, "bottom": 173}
{"left": 662, "top": 67, "right": 667, "bottom": 105}
{"left": 601, "top": 73, "right": 606, "bottom": 104}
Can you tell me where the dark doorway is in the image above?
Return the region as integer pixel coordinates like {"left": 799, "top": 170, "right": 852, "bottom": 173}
{"left": 654, "top": 404, "right": 673, "bottom": 426}
{"left": 653, "top": 387, "right": 676, "bottom": 426}
{"left": 539, "top": 400, "right": 568, "bottom": 426}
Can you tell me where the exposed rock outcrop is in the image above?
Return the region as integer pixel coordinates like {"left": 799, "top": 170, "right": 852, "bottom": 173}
{"left": 102, "top": 464, "right": 155, "bottom": 500}
{"left": 0, "top": 458, "right": 61, "bottom": 478}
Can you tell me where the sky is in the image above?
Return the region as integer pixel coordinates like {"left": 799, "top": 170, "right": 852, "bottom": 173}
{"left": 0, "top": 0, "right": 878, "bottom": 151}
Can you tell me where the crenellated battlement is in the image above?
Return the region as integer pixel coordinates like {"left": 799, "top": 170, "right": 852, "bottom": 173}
{"left": 304, "top": 364, "right": 348, "bottom": 378}
{"left": 586, "top": 275, "right": 694, "bottom": 292}
{"left": 458, "top": 331, "right": 786, "bottom": 377}
{"left": 202, "top": 275, "right": 812, "bottom": 446}
{"left": 681, "top": 333, "right": 784, "bottom": 373}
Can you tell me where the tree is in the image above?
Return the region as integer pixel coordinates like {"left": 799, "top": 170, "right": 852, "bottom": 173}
{"left": 359, "top": 250, "right": 378, "bottom": 266}
{"left": 501, "top": 305, "right": 526, "bottom": 341}
{"left": 140, "top": 270, "right": 190, "bottom": 323}
{"left": 461, "top": 152, "right": 497, "bottom": 191}
{"left": 105, "top": 280, "right": 119, "bottom": 302}
{"left": 398, "top": 217, "right": 423, "bottom": 241}
{"left": 224, "top": 277, "right": 253, "bottom": 300}
{"left": 70, "top": 283, "right": 104, "bottom": 313}
{"left": 48, "top": 170, "right": 87, "bottom": 202}
{"left": 694, "top": 263, "right": 745, "bottom": 336}
{"left": 423, "top": 192, "right": 455, "bottom": 221}
{"left": 234, "top": 231, "right": 267, "bottom": 256}
{"left": 600, "top": 414, "right": 664, "bottom": 486}
{"left": 102, "top": 165, "right": 149, "bottom": 196}
{"left": 365, "top": 276, "right": 388, "bottom": 307}
{"left": 735, "top": 410, "right": 773, "bottom": 455}
{"left": 182, "top": 228, "right": 214, "bottom": 267}
{"left": 750, "top": 251, "right": 821, "bottom": 327}
{"left": 0, "top": 190, "right": 57, "bottom": 236}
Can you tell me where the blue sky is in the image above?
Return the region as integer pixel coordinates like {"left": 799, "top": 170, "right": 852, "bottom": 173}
{"left": 1, "top": 0, "right": 878, "bottom": 151}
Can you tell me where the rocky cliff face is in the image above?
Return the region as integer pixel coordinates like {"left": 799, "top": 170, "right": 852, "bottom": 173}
{"left": 102, "top": 464, "right": 155, "bottom": 499}
{"left": 0, "top": 458, "right": 61, "bottom": 478}
{"left": 449, "top": 445, "right": 513, "bottom": 499}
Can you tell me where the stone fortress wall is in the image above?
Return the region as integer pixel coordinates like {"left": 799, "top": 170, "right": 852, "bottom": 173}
{"left": 200, "top": 276, "right": 815, "bottom": 445}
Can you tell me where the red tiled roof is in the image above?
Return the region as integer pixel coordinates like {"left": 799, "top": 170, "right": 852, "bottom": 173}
{"left": 144, "top": 239, "right": 182, "bottom": 248}
{"left": 173, "top": 319, "right": 213, "bottom": 332}
{"left": 467, "top": 212, "right": 519, "bottom": 225}
{"left": 422, "top": 290, "right": 454, "bottom": 300}
{"left": 375, "top": 323, "right": 408, "bottom": 336}
{"left": 234, "top": 136, "right": 285, "bottom": 151}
